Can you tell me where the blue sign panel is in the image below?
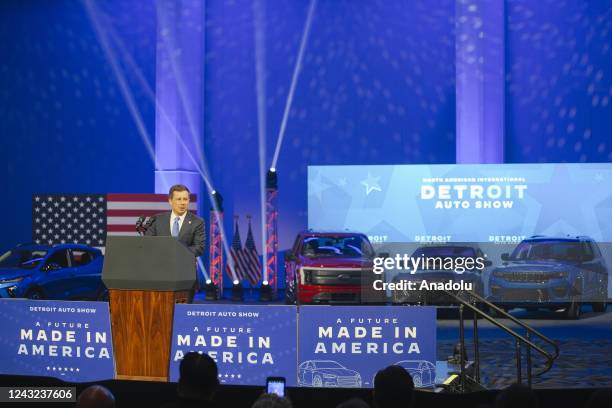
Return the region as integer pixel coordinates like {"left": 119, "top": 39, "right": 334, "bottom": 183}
{"left": 308, "top": 163, "right": 612, "bottom": 243}
{"left": 0, "top": 299, "right": 114, "bottom": 382}
{"left": 169, "top": 304, "right": 297, "bottom": 386}
{"left": 298, "top": 306, "right": 436, "bottom": 388}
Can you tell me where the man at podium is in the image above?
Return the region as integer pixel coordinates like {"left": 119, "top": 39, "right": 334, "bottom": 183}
{"left": 145, "top": 184, "right": 205, "bottom": 257}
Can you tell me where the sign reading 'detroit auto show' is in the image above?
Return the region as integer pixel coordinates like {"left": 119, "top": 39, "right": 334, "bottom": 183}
{"left": 0, "top": 299, "right": 114, "bottom": 382}
{"left": 169, "top": 304, "right": 298, "bottom": 385}
{"left": 298, "top": 306, "right": 436, "bottom": 388}
{"left": 308, "top": 163, "right": 612, "bottom": 243}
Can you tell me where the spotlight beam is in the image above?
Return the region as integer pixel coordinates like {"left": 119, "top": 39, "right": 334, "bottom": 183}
{"left": 104, "top": 26, "right": 237, "bottom": 282}
{"left": 253, "top": 0, "right": 268, "bottom": 281}
{"left": 105, "top": 26, "right": 214, "bottom": 193}
{"left": 84, "top": 1, "right": 237, "bottom": 282}
{"left": 270, "top": 0, "right": 317, "bottom": 169}
{"left": 82, "top": 0, "right": 162, "bottom": 182}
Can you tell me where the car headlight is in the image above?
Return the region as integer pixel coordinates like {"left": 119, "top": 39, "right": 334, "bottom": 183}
{"left": 322, "top": 374, "right": 336, "bottom": 379}
{"left": 550, "top": 271, "right": 569, "bottom": 279}
{"left": 0, "top": 276, "right": 25, "bottom": 284}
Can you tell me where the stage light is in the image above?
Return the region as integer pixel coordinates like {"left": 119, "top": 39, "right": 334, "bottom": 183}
{"left": 204, "top": 280, "right": 218, "bottom": 301}
{"left": 211, "top": 190, "right": 223, "bottom": 210}
{"left": 260, "top": 280, "right": 274, "bottom": 302}
{"left": 266, "top": 169, "right": 278, "bottom": 189}
{"left": 232, "top": 280, "right": 244, "bottom": 302}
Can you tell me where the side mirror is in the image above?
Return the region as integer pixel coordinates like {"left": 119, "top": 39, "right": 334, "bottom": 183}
{"left": 483, "top": 260, "right": 493, "bottom": 267}
{"left": 501, "top": 253, "right": 510, "bottom": 262}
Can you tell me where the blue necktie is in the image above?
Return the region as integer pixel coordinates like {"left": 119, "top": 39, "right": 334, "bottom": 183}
{"left": 172, "top": 217, "right": 180, "bottom": 237}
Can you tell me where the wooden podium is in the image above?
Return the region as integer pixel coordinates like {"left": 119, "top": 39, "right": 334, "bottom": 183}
{"left": 102, "top": 236, "right": 196, "bottom": 382}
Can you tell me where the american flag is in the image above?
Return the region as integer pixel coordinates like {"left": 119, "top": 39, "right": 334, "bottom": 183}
{"left": 32, "top": 194, "right": 107, "bottom": 246}
{"left": 32, "top": 193, "right": 197, "bottom": 247}
{"left": 106, "top": 193, "right": 197, "bottom": 237}
{"left": 243, "top": 217, "right": 262, "bottom": 285}
{"left": 226, "top": 218, "right": 246, "bottom": 282}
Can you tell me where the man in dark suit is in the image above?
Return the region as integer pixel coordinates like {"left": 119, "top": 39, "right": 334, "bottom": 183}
{"left": 145, "top": 184, "right": 205, "bottom": 257}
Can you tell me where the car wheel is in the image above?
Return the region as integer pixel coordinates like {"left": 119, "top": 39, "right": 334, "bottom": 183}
{"left": 25, "top": 289, "right": 45, "bottom": 300}
{"left": 285, "top": 277, "right": 297, "bottom": 305}
{"left": 565, "top": 300, "right": 581, "bottom": 319}
{"left": 313, "top": 376, "right": 323, "bottom": 387}
{"left": 413, "top": 374, "right": 422, "bottom": 388}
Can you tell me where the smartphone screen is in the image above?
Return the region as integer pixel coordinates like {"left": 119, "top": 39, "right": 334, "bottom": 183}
{"left": 266, "top": 377, "right": 286, "bottom": 397}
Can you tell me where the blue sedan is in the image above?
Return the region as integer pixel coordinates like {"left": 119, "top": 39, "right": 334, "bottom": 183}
{"left": 0, "top": 243, "right": 106, "bottom": 300}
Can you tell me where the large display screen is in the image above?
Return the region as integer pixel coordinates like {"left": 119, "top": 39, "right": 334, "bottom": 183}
{"left": 308, "top": 163, "right": 612, "bottom": 244}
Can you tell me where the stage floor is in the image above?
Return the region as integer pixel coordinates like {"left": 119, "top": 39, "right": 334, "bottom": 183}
{"left": 437, "top": 305, "right": 612, "bottom": 389}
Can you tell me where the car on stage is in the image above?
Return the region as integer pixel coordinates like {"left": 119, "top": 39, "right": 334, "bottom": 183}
{"left": 393, "top": 360, "right": 436, "bottom": 388}
{"left": 390, "top": 244, "right": 488, "bottom": 305}
{"left": 487, "top": 236, "right": 609, "bottom": 319}
{"left": 298, "top": 360, "right": 362, "bottom": 388}
{"left": 284, "top": 231, "right": 375, "bottom": 304}
{"left": 0, "top": 243, "right": 106, "bottom": 301}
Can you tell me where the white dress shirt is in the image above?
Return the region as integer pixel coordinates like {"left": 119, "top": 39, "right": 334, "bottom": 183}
{"left": 170, "top": 211, "right": 187, "bottom": 235}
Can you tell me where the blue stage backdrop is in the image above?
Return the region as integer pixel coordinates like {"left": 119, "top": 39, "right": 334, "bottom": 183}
{"left": 505, "top": 0, "right": 612, "bottom": 163}
{"left": 169, "top": 304, "right": 298, "bottom": 386}
{"left": 1, "top": 0, "right": 611, "bottom": 279}
{"left": 0, "top": 299, "right": 114, "bottom": 382}
{"left": 298, "top": 306, "right": 436, "bottom": 388}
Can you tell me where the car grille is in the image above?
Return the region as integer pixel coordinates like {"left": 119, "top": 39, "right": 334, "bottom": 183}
{"left": 306, "top": 268, "right": 365, "bottom": 286}
{"left": 336, "top": 376, "right": 359, "bottom": 387}
{"left": 499, "top": 288, "right": 550, "bottom": 302}
{"left": 498, "top": 272, "right": 562, "bottom": 283}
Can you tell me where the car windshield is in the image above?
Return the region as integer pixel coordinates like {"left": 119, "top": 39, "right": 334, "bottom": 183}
{"left": 0, "top": 249, "right": 48, "bottom": 269}
{"left": 412, "top": 246, "right": 476, "bottom": 258}
{"left": 510, "top": 241, "right": 588, "bottom": 261}
{"left": 314, "top": 361, "right": 343, "bottom": 369}
{"left": 398, "top": 361, "right": 420, "bottom": 368}
{"left": 301, "top": 236, "right": 374, "bottom": 258}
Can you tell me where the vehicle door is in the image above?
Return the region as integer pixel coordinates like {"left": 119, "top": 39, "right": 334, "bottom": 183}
{"left": 39, "top": 249, "right": 72, "bottom": 299}
{"left": 69, "top": 249, "right": 101, "bottom": 299}
{"left": 303, "top": 361, "right": 315, "bottom": 385}
{"left": 285, "top": 236, "right": 302, "bottom": 289}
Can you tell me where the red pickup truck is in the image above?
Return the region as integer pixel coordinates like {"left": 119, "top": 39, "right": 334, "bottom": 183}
{"left": 284, "top": 231, "right": 375, "bottom": 304}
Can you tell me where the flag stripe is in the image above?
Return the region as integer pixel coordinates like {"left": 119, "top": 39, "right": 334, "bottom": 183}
{"left": 106, "top": 209, "right": 162, "bottom": 217}
{"left": 106, "top": 193, "right": 197, "bottom": 238}
{"left": 107, "top": 202, "right": 197, "bottom": 210}
{"left": 107, "top": 193, "right": 198, "bottom": 202}
{"left": 107, "top": 225, "right": 143, "bottom": 233}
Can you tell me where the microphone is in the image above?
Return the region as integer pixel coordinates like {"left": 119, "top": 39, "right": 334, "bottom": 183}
{"left": 143, "top": 215, "right": 156, "bottom": 231}
{"left": 135, "top": 216, "right": 146, "bottom": 236}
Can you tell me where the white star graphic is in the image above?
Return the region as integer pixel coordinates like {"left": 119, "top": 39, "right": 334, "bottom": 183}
{"left": 361, "top": 173, "right": 382, "bottom": 195}
{"left": 308, "top": 171, "right": 331, "bottom": 201}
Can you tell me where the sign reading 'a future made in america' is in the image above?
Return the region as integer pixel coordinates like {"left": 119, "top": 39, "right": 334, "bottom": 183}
{"left": 169, "top": 304, "right": 298, "bottom": 386}
{"left": 0, "top": 299, "right": 114, "bottom": 382}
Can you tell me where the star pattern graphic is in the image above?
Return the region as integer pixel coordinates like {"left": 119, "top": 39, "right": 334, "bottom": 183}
{"left": 308, "top": 171, "right": 331, "bottom": 201}
{"left": 32, "top": 194, "right": 107, "bottom": 246}
{"left": 360, "top": 172, "right": 382, "bottom": 195}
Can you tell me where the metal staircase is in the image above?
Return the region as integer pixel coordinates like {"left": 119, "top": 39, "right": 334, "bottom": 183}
{"left": 442, "top": 290, "right": 560, "bottom": 392}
